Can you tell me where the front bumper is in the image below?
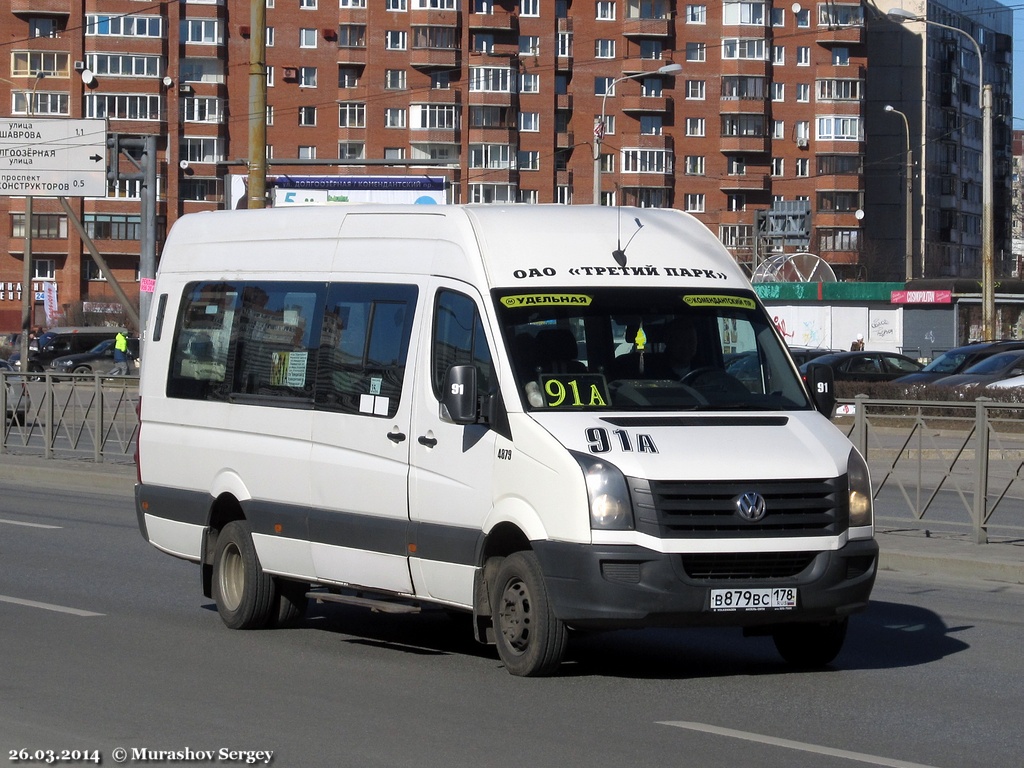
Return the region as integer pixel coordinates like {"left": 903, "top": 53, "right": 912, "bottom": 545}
{"left": 532, "top": 538, "right": 878, "bottom": 630}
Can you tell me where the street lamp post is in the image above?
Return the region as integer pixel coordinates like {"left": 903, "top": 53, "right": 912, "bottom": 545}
{"left": 593, "top": 62, "right": 682, "bottom": 205}
{"left": 888, "top": 8, "right": 995, "bottom": 340}
{"left": 884, "top": 105, "right": 914, "bottom": 281}
{"left": 21, "top": 71, "right": 48, "bottom": 374}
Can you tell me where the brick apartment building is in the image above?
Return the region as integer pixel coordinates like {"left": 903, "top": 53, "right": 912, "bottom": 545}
{"left": 0, "top": 0, "right": 1013, "bottom": 333}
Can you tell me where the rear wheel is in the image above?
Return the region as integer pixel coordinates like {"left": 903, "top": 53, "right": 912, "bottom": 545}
{"left": 270, "top": 578, "right": 309, "bottom": 628}
{"left": 492, "top": 551, "right": 568, "bottom": 677}
{"left": 772, "top": 618, "right": 848, "bottom": 668}
{"left": 73, "top": 365, "right": 91, "bottom": 374}
{"left": 212, "top": 520, "right": 275, "bottom": 629}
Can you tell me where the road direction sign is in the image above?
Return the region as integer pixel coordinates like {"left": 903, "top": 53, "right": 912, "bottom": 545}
{"left": 0, "top": 117, "right": 107, "bottom": 197}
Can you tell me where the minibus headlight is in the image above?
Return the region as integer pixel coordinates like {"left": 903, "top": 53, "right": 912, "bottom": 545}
{"left": 571, "top": 451, "right": 634, "bottom": 530}
{"left": 847, "top": 448, "right": 873, "bottom": 528}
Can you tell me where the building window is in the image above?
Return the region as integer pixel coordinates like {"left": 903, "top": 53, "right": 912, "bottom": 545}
{"left": 684, "top": 155, "right": 705, "bottom": 175}
{"left": 85, "top": 93, "right": 162, "bottom": 121}
{"left": 412, "top": 104, "right": 459, "bottom": 129}
{"left": 723, "top": 0, "right": 766, "bottom": 26}
{"left": 640, "top": 115, "right": 662, "bottom": 135}
{"left": 182, "top": 137, "right": 224, "bottom": 163}
{"left": 595, "top": 39, "right": 615, "bottom": 58}
{"left": 772, "top": 119, "right": 785, "bottom": 139}
{"left": 298, "top": 146, "right": 316, "bottom": 160}
{"left": 85, "top": 15, "right": 163, "bottom": 38}
{"left": 596, "top": 1, "right": 616, "bottom": 20}
{"left": 722, "top": 38, "right": 766, "bottom": 60}
{"left": 816, "top": 115, "right": 861, "bottom": 141}
{"left": 87, "top": 53, "right": 161, "bottom": 78}
{"left": 521, "top": 0, "right": 540, "bottom": 15}
{"left": 300, "top": 28, "right": 317, "bottom": 48}
{"left": 338, "top": 26, "right": 366, "bottom": 47}
{"left": 817, "top": 78, "right": 863, "bottom": 101}
{"left": 519, "top": 112, "right": 540, "bottom": 132}
{"left": 387, "top": 0, "right": 407, "bottom": 9}
{"left": 386, "top": 30, "right": 408, "bottom": 50}
{"left": 685, "top": 117, "right": 705, "bottom": 137}
{"left": 728, "top": 156, "right": 746, "bottom": 175}
{"left": 518, "top": 150, "right": 540, "bottom": 171}
{"left": 180, "top": 178, "right": 223, "bottom": 202}
{"left": 832, "top": 47, "right": 851, "bottom": 66}
{"left": 181, "top": 19, "right": 221, "bottom": 44}
{"left": 686, "top": 5, "right": 706, "bottom": 23}
{"left": 183, "top": 97, "right": 224, "bottom": 123}
{"left": 299, "top": 67, "right": 317, "bottom": 87}
{"left": 771, "top": 158, "right": 784, "bottom": 176}
{"left": 11, "top": 51, "right": 70, "bottom": 77}
{"left": 686, "top": 80, "right": 705, "bottom": 100}
{"left": 468, "top": 184, "right": 516, "bottom": 203}
{"left": 339, "top": 142, "right": 366, "bottom": 160}
{"left": 685, "top": 42, "right": 705, "bottom": 62}
{"left": 797, "top": 46, "right": 810, "bottom": 65}
{"left": 520, "top": 36, "right": 540, "bottom": 56}
{"left": 338, "top": 102, "right": 367, "bottom": 128}
{"left": 772, "top": 46, "right": 784, "bottom": 64}
{"left": 796, "top": 83, "right": 810, "bottom": 102}
{"left": 299, "top": 106, "right": 316, "bottom": 126}
{"left": 622, "top": 149, "right": 672, "bottom": 174}
{"left": 83, "top": 214, "right": 144, "bottom": 240}
{"left": 684, "top": 194, "right": 705, "bottom": 212}
{"left": 11, "top": 214, "right": 67, "bottom": 239}
{"left": 385, "top": 108, "right": 406, "bottom": 128}
{"left": 470, "top": 144, "right": 513, "bottom": 169}
{"left": 818, "top": 228, "right": 859, "bottom": 251}
{"left": 385, "top": 69, "right": 407, "bottom": 89}
{"left": 384, "top": 147, "right": 405, "bottom": 160}
{"left": 300, "top": 0, "right": 317, "bottom": 8}
{"left": 12, "top": 91, "right": 69, "bottom": 116}
{"left": 520, "top": 73, "right": 540, "bottom": 93}
{"left": 640, "top": 40, "right": 663, "bottom": 59}
{"left": 795, "top": 158, "right": 809, "bottom": 177}
{"left": 470, "top": 67, "right": 514, "bottom": 92}
{"left": 339, "top": 67, "right": 360, "bottom": 88}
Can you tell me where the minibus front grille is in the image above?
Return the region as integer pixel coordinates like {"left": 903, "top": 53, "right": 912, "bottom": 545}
{"left": 681, "top": 551, "right": 818, "bottom": 580}
{"left": 631, "top": 477, "right": 846, "bottom": 538}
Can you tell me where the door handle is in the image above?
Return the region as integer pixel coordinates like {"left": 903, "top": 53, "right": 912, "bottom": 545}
{"left": 387, "top": 431, "right": 406, "bottom": 443}
{"left": 417, "top": 435, "right": 438, "bottom": 448}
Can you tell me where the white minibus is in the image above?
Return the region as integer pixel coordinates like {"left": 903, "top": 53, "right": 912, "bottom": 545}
{"left": 135, "top": 204, "right": 877, "bottom": 676}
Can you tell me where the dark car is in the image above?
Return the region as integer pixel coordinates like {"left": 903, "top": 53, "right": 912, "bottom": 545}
{"left": 788, "top": 346, "right": 841, "bottom": 367}
{"left": 798, "top": 351, "right": 924, "bottom": 383}
{"left": 9, "top": 326, "right": 128, "bottom": 373}
{"left": 923, "top": 349, "right": 1024, "bottom": 392}
{"left": 45, "top": 337, "right": 140, "bottom": 375}
{"left": 0, "top": 358, "right": 30, "bottom": 424}
{"left": 892, "top": 340, "right": 1024, "bottom": 386}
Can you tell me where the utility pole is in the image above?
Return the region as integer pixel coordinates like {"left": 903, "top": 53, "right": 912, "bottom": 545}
{"left": 248, "top": 0, "right": 268, "bottom": 209}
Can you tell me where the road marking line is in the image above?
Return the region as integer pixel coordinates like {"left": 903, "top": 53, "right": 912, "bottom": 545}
{"left": 658, "top": 722, "right": 942, "bottom": 768}
{"left": 0, "top": 518, "right": 62, "bottom": 529}
{"left": 0, "top": 595, "right": 104, "bottom": 617}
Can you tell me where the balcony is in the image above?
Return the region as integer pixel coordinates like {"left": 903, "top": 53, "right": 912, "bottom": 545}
{"left": 556, "top": 93, "right": 572, "bottom": 111}
{"left": 337, "top": 46, "right": 367, "bottom": 66}
{"left": 467, "top": 126, "right": 516, "bottom": 143}
{"left": 410, "top": 9, "right": 460, "bottom": 27}
{"left": 468, "top": 90, "right": 514, "bottom": 107}
{"left": 816, "top": 24, "right": 865, "bottom": 46}
{"left": 419, "top": 88, "right": 461, "bottom": 105}
{"left": 556, "top": 130, "right": 574, "bottom": 148}
{"left": 720, "top": 173, "right": 769, "bottom": 191}
{"left": 410, "top": 47, "right": 459, "bottom": 68}
{"left": 633, "top": 134, "right": 674, "bottom": 150}
{"left": 621, "top": 95, "right": 671, "bottom": 113}
{"left": 468, "top": 9, "right": 518, "bottom": 31}
{"left": 621, "top": 18, "right": 672, "bottom": 38}
{"left": 11, "top": 0, "right": 70, "bottom": 14}
{"left": 556, "top": 169, "right": 573, "bottom": 187}
{"left": 411, "top": 127, "right": 459, "bottom": 143}
{"left": 621, "top": 58, "right": 679, "bottom": 75}
{"left": 720, "top": 135, "right": 771, "bottom": 154}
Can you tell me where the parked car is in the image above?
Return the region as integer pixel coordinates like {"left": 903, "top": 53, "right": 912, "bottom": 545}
{"left": 9, "top": 326, "right": 129, "bottom": 374}
{"left": 45, "top": 337, "right": 140, "bottom": 376}
{"left": 0, "top": 358, "right": 29, "bottom": 424}
{"left": 923, "top": 350, "right": 1024, "bottom": 392}
{"left": 798, "top": 351, "right": 924, "bottom": 383}
{"left": 892, "top": 340, "right": 1024, "bottom": 386}
{"left": 788, "top": 346, "right": 842, "bottom": 367}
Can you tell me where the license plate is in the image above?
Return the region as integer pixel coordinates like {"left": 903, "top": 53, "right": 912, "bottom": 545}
{"left": 709, "top": 587, "right": 797, "bottom": 612}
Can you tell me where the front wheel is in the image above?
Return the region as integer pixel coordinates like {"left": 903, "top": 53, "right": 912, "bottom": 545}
{"left": 772, "top": 618, "right": 848, "bottom": 668}
{"left": 491, "top": 551, "right": 568, "bottom": 677}
{"left": 212, "top": 520, "right": 275, "bottom": 629}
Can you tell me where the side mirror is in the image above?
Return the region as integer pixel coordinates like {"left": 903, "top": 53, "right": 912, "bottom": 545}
{"left": 441, "top": 364, "right": 478, "bottom": 424}
{"left": 806, "top": 363, "right": 836, "bottom": 418}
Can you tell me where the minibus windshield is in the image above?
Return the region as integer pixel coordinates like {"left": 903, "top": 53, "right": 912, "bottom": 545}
{"left": 494, "top": 287, "right": 810, "bottom": 412}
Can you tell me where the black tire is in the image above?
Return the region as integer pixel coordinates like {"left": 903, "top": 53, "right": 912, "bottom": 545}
{"left": 211, "top": 520, "right": 276, "bottom": 630}
{"left": 772, "top": 618, "right": 848, "bottom": 668}
{"left": 73, "top": 365, "right": 91, "bottom": 374}
{"left": 491, "top": 551, "right": 568, "bottom": 677}
{"left": 270, "top": 578, "right": 309, "bottom": 628}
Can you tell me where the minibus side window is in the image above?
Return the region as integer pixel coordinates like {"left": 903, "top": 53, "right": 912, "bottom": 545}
{"left": 167, "top": 282, "right": 240, "bottom": 400}
{"left": 432, "top": 290, "right": 493, "bottom": 401}
{"left": 314, "top": 282, "right": 418, "bottom": 418}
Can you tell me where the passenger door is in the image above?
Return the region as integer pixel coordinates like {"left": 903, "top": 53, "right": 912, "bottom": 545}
{"left": 408, "top": 282, "right": 498, "bottom": 606}
{"left": 308, "top": 281, "right": 422, "bottom": 594}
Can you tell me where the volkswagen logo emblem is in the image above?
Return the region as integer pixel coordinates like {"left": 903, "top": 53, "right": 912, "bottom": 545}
{"left": 735, "top": 492, "right": 767, "bottom": 522}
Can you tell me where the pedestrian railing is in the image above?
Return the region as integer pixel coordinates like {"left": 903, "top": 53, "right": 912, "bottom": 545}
{"left": 0, "top": 373, "right": 1020, "bottom": 544}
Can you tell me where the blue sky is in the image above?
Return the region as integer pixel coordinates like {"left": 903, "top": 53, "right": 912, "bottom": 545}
{"left": 1015, "top": 7, "right": 1024, "bottom": 131}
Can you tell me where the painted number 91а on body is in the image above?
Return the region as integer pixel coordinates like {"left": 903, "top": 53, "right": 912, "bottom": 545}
{"left": 709, "top": 587, "right": 797, "bottom": 612}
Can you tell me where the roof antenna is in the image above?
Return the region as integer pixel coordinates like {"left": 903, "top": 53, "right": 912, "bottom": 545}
{"left": 612, "top": 216, "right": 644, "bottom": 268}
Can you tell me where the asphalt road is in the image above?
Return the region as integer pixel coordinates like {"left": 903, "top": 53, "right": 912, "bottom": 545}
{"left": 1, "top": 468, "right": 1022, "bottom": 768}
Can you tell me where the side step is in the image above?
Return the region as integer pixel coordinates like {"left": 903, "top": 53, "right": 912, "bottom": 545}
{"left": 306, "top": 589, "right": 421, "bottom": 615}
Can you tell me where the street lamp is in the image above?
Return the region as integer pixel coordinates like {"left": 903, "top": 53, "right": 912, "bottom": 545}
{"left": 593, "top": 62, "right": 682, "bottom": 205}
{"left": 884, "top": 104, "right": 914, "bottom": 281}
{"left": 887, "top": 8, "right": 995, "bottom": 340}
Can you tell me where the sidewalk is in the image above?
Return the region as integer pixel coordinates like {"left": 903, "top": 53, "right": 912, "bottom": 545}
{"left": 1, "top": 454, "right": 1020, "bottom": 585}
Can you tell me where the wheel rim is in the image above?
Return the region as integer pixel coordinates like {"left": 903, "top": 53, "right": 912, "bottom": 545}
{"left": 498, "top": 576, "right": 533, "bottom": 654}
{"left": 218, "top": 541, "right": 245, "bottom": 611}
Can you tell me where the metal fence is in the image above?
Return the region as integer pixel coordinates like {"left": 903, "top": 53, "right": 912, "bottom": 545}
{"left": 0, "top": 374, "right": 1020, "bottom": 544}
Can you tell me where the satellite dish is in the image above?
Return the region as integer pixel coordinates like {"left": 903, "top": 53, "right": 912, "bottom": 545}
{"left": 752, "top": 252, "right": 838, "bottom": 283}
{"left": 81, "top": 69, "right": 95, "bottom": 85}
{"left": 162, "top": 76, "right": 174, "bottom": 87}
